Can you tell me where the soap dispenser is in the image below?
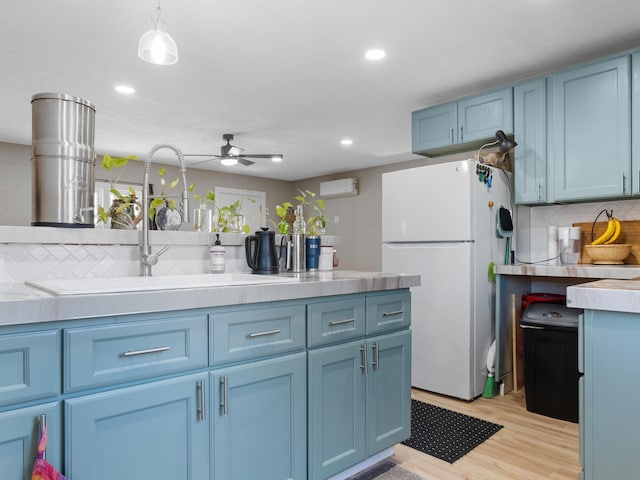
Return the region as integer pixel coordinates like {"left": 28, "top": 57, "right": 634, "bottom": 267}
{"left": 210, "top": 234, "right": 226, "bottom": 273}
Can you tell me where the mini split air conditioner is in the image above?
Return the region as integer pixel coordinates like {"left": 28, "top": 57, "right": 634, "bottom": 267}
{"left": 319, "top": 178, "right": 359, "bottom": 198}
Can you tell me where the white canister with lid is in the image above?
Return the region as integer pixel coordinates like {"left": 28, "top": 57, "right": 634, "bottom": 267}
{"left": 319, "top": 246, "right": 334, "bottom": 271}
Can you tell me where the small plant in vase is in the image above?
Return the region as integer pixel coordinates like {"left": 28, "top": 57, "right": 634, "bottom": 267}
{"left": 295, "top": 189, "right": 326, "bottom": 236}
{"left": 96, "top": 154, "right": 142, "bottom": 229}
{"left": 271, "top": 201, "right": 293, "bottom": 234}
{"left": 149, "top": 167, "right": 182, "bottom": 230}
{"left": 191, "top": 187, "right": 215, "bottom": 232}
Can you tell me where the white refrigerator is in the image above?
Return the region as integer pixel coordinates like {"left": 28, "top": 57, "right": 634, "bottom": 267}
{"left": 381, "top": 159, "right": 510, "bottom": 400}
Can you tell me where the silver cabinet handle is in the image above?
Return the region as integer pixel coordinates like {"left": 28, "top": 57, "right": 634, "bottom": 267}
{"left": 372, "top": 341, "right": 380, "bottom": 371}
{"left": 460, "top": 125, "right": 463, "bottom": 142}
{"left": 39, "top": 414, "right": 47, "bottom": 460}
{"left": 450, "top": 128, "right": 454, "bottom": 144}
{"left": 248, "top": 329, "right": 281, "bottom": 338}
{"left": 196, "top": 379, "right": 206, "bottom": 421}
{"left": 382, "top": 310, "right": 403, "bottom": 317}
{"left": 220, "top": 375, "right": 229, "bottom": 416}
{"left": 520, "top": 324, "right": 544, "bottom": 330}
{"left": 122, "top": 346, "right": 170, "bottom": 357}
{"left": 538, "top": 183, "right": 542, "bottom": 201}
{"left": 622, "top": 172, "right": 626, "bottom": 194}
{"left": 330, "top": 318, "right": 355, "bottom": 326}
{"left": 360, "top": 344, "right": 368, "bottom": 374}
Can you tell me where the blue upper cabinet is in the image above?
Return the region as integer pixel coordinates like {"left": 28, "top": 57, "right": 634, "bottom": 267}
{"left": 412, "top": 88, "right": 513, "bottom": 157}
{"left": 550, "top": 55, "right": 631, "bottom": 201}
{"left": 514, "top": 78, "right": 547, "bottom": 204}
{"left": 412, "top": 102, "right": 457, "bottom": 152}
{"left": 632, "top": 51, "right": 640, "bottom": 195}
{"left": 457, "top": 88, "right": 513, "bottom": 144}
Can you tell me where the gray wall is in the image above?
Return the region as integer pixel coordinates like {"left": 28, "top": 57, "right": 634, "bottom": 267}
{"left": 0, "top": 141, "right": 476, "bottom": 271}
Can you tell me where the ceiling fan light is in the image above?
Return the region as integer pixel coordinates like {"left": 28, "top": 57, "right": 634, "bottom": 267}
{"left": 138, "top": 6, "right": 178, "bottom": 66}
{"left": 220, "top": 157, "right": 238, "bottom": 166}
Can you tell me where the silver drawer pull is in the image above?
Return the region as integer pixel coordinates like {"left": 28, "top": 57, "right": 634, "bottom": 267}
{"left": 329, "top": 318, "right": 355, "bottom": 326}
{"left": 248, "top": 329, "right": 281, "bottom": 338}
{"left": 520, "top": 325, "right": 544, "bottom": 330}
{"left": 196, "top": 379, "right": 206, "bottom": 422}
{"left": 382, "top": 310, "right": 403, "bottom": 317}
{"left": 122, "top": 346, "right": 170, "bottom": 357}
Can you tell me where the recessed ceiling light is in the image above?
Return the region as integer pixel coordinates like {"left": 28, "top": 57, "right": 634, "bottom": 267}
{"left": 114, "top": 85, "right": 135, "bottom": 94}
{"left": 364, "top": 49, "right": 386, "bottom": 61}
{"left": 341, "top": 139, "right": 353, "bottom": 146}
{"left": 271, "top": 156, "right": 283, "bottom": 162}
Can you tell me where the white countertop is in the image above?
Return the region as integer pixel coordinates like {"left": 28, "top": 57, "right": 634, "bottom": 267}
{"left": 496, "top": 264, "right": 640, "bottom": 279}
{"left": 567, "top": 279, "right": 640, "bottom": 314}
{"left": 0, "top": 271, "right": 420, "bottom": 327}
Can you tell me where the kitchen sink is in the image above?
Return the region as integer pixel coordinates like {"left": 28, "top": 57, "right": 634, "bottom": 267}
{"left": 25, "top": 273, "right": 299, "bottom": 296}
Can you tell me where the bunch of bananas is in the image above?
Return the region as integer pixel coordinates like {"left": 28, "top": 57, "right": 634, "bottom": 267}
{"left": 591, "top": 209, "right": 622, "bottom": 245}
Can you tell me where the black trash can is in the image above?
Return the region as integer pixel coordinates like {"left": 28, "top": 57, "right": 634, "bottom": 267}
{"left": 521, "top": 302, "right": 582, "bottom": 423}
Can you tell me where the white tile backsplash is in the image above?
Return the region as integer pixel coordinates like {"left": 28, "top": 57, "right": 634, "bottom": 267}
{"left": 517, "top": 198, "right": 640, "bottom": 263}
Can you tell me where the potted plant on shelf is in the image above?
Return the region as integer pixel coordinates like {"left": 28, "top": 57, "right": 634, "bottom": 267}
{"left": 96, "top": 153, "right": 142, "bottom": 229}
{"left": 149, "top": 166, "right": 183, "bottom": 230}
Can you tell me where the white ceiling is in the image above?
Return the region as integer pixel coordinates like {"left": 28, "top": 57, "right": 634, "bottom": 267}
{"left": 2, "top": 0, "right": 640, "bottom": 181}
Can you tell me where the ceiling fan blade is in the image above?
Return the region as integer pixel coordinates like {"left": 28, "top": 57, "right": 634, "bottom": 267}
{"left": 240, "top": 154, "right": 284, "bottom": 159}
{"left": 183, "top": 154, "right": 222, "bottom": 166}
{"left": 238, "top": 158, "right": 255, "bottom": 166}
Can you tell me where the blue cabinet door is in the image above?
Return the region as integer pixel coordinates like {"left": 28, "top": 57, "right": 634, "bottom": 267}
{"left": 211, "top": 352, "right": 307, "bottom": 480}
{"left": 551, "top": 55, "right": 631, "bottom": 201}
{"left": 412, "top": 102, "right": 457, "bottom": 152}
{"left": 458, "top": 87, "right": 513, "bottom": 143}
{"left": 0, "top": 403, "right": 62, "bottom": 480}
{"left": 65, "top": 373, "right": 209, "bottom": 480}
{"left": 514, "top": 78, "right": 547, "bottom": 204}
{"left": 583, "top": 310, "right": 640, "bottom": 480}
{"left": 308, "top": 340, "right": 366, "bottom": 480}
{"left": 366, "top": 330, "right": 411, "bottom": 454}
{"left": 632, "top": 52, "right": 640, "bottom": 195}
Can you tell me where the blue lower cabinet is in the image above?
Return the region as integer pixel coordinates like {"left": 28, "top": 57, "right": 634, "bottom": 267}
{"left": 308, "top": 340, "right": 367, "bottom": 480}
{"left": 308, "top": 330, "right": 412, "bottom": 480}
{"left": 0, "top": 402, "right": 62, "bottom": 480}
{"left": 366, "top": 330, "right": 412, "bottom": 453}
{"left": 65, "top": 373, "right": 209, "bottom": 480}
{"left": 211, "top": 352, "right": 307, "bottom": 480}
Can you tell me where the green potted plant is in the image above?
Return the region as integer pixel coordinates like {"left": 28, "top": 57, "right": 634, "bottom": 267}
{"left": 294, "top": 189, "right": 326, "bottom": 236}
{"left": 96, "top": 154, "right": 141, "bottom": 229}
{"left": 149, "top": 166, "right": 183, "bottom": 230}
{"left": 271, "top": 201, "right": 294, "bottom": 234}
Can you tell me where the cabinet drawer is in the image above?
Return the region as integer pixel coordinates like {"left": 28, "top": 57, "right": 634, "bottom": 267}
{"left": 64, "top": 314, "right": 208, "bottom": 392}
{"left": 308, "top": 297, "right": 366, "bottom": 347}
{"left": 211, "top": 305, "right": 306, "bottom": 365}
{"left": 0, "top": 330, "right": 60, "bottom": 407}
{"left": 366, "top": 291, "right": 411, "bottom": 335}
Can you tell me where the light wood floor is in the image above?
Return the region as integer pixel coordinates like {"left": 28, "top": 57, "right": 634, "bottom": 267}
{"left": 390, "top": 389, "right": 580, "bottom": 480}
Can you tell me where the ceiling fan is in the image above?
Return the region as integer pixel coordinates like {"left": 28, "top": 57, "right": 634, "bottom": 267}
{"left": 184, "top": 133, "right": 284, "bottom": 167}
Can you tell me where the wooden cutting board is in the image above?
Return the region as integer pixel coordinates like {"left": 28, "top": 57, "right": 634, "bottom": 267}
{"left": 572, "top": 220, "right": 640, "bottom": 264}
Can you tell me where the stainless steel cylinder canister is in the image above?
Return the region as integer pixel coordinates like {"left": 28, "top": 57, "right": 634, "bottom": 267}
{"left": 291, "top": 233, "right": 306, "bottom": 273}
{"left": 31, "top": 92, "right": 96, "bottom": 227}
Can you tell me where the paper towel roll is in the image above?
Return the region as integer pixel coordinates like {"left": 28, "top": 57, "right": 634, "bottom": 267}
{"left": 547, "top": 226, "right": 558, "bottom": 264}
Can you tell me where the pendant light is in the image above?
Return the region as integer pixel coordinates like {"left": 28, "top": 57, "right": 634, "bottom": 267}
{"left": 138, "top": 1, "right": 179, "bottom": 66}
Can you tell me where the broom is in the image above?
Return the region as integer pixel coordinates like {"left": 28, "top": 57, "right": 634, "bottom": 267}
{"left": 482, "top": 340, "right": 497, "bottom": 398}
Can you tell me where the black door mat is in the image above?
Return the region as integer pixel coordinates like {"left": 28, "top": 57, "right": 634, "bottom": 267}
{"left": 401, "top": 399, "right": 503, "bottom": 463}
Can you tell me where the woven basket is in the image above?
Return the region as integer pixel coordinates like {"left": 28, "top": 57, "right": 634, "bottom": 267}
{"left": 584, "top": 244, "right": 632, "bottom": 264}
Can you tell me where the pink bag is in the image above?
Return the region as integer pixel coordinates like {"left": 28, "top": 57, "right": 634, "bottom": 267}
{"left": 32, "top": 422, "right": 67, "bottom": 480}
